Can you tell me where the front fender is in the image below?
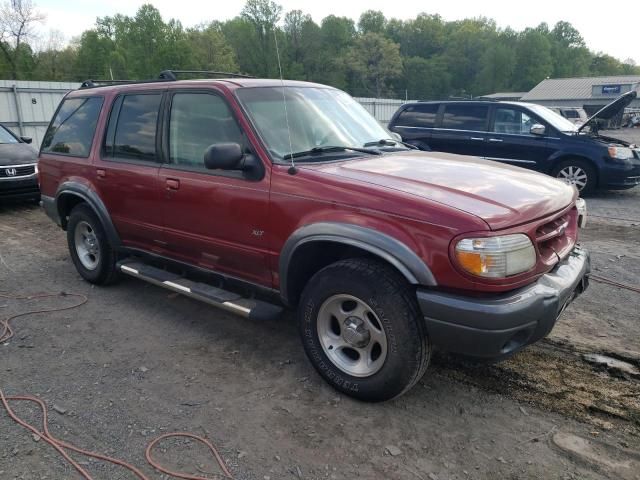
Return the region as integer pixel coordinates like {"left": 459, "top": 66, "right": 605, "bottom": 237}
{"left": 279, "top": 222, "right": 437, "bottom": 305}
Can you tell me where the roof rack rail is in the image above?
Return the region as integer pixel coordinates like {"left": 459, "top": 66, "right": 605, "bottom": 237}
{"left": 79, "top": 78, "right": 171, "bottom": 89}
{"left": 158, "top": 70, "right": 255, "bottom": 80}
{"left": 79, "top": 69, "right": 255, "bottom": 89}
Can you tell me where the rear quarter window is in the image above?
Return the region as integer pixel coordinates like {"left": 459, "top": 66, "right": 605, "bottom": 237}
{"left": 395, "top": 104, "right": 439, "bottom": 128}
{"left": 42, "top": 97, "right": 103, "bottom": 157}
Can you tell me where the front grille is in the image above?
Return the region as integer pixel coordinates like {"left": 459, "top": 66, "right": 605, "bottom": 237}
{"left": 535, "top": 209, "right": 578, "bottom": 265}
{"left": 0, "top": 164, "right": 36, "bottom": 177}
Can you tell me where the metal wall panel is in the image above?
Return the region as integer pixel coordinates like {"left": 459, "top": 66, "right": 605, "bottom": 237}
{"left": 0, "top": 80, "right": 79, "bottom": 146}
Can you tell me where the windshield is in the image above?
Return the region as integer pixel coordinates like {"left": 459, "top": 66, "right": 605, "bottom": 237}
{"left": 0, "top": 126, "right": 19, "bottom": 144}
{"left": 236, "top": 87, "right": 394, "bottom": 161}
{"left": 525, "top": 104, "right": 578, "bottom": 133}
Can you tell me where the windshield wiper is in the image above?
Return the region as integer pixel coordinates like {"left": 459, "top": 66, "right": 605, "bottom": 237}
{"left": 363, "top": 138, "right": 418, "bottom": 150}
{"left": 283, "top": 145, "right": 381, "bottom": 160}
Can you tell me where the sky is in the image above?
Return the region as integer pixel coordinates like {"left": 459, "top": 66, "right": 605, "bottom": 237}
{"left": 36, "top": 0, "right": 639, "bottom": 65}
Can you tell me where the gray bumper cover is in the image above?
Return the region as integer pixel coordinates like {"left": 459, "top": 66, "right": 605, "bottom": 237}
{"left": 417, "top": 246, "right": 590, "bottom": 358}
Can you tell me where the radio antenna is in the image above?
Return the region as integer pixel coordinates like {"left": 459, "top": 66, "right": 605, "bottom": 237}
{"left": 273, "top": 28, "right": 297, "bottom": 175}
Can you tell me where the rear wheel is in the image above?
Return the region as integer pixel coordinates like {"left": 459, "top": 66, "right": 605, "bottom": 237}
{"left": 67, "top": 204, "right": 119, "bottom": 285}
{"left": 298, "top": 258, "right": 430, "bottom": 402}
{"left": 552, "top": 159, "right": 596, "bottom": 195}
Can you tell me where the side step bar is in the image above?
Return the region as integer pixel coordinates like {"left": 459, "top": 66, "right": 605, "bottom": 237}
{"left": 117, "top": 260, "right": 284, "bottom": 321}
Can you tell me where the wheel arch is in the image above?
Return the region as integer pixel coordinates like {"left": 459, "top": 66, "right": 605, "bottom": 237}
{"left": 279, "top": 222, "right": 437, "bottom": 307}
{"left": 549, "top": 154, "right": 599, "bottom": 185}
{"left": 55, "top": 182, "right": 121, "bottom": 248}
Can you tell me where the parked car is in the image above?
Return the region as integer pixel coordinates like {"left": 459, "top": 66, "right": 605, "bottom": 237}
{"left": 0, "top": 124, "right": 39, "bottom": 201}
{"left": 39, "top": 72, "right": 590, "bottom": 401}
{"left": 548, "top": 106, "right": 588, "bottom": 126}
{"left": 389, "top": 91, "right": 640, "bottom": 194}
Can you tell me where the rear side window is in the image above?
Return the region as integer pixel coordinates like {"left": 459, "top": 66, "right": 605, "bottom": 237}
{"left": 104, "top": 93, "right": 162, "bottom": 162}
{"left": 442, "top": 104, "right": 488, "bottom": 131}
{"left": 395, "top": 104, "right": 439, "bottom": 128}
{"left": 42, "top": 97, "right": 103, "bottom": 157}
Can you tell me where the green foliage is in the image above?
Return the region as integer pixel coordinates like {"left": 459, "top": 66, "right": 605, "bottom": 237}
{"left": 1, "top": 1, "right": 639, "bottom": 98}
{"left": 347, "top": 32, "right": 402, "bottom": 97}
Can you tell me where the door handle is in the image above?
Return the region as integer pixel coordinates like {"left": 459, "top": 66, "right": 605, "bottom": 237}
{"left": 96, "top": 168, "right": 106, "bottom": 179}
{"left": 488, "top": 138, "right": 503, "bottom": 143}
{"left": 166, "top": 178, "right": 180, "bottom": 190}
{"left": 470, "top": 137, "right": 484, "bottom": 141}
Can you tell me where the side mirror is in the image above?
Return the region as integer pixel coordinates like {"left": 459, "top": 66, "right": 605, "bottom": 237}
{"left": 203, "top": 143, "right": 244, "bottom": 170}
{"left": 530, "top": 124, "right": 546, "bottom": 136}
{"left": 20, "top": 136, "right": 32, "bottom": 144}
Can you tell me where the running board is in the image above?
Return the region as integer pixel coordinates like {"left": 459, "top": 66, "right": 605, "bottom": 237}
{"left": 117, "top": 260, "right": 283, "bottom": 321}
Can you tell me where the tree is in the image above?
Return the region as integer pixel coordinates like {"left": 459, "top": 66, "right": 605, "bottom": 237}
{"left": 513, "top": 28, "right": 553, "bottom": 91}
{"left": 186, "top": 23, "right": 238, "bottom": 72}
{"left": 347, "top": 32, "right": 402, "bottom": 97}
{"left": 358, "top": 10, "right": 386, "bottom": 34}
{"left": 0, "top": 0, "right": 44, "bottom": 79}
{"left": 476, "top": 42, "right": 515, "bottom": 94}
{"left": 240, "top": 0, "right": 282, "bottom": 77}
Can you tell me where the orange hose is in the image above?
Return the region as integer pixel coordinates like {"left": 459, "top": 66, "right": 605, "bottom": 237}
{"left": 1, "top": 292, "right": 234, "bottom": 479}
{"left": 0, "top": 292, "right": 88, "bottom": 344}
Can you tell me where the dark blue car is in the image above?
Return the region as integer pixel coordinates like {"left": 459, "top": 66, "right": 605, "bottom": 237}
{"left": 388, "top": 91, "right": 639, "bottom": 194}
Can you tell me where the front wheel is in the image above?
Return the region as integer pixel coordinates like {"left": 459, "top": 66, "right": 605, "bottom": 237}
{"left": 298, "top": 258, "right": 430, "bottom": 402}
{"left": 551, "top": 160, "right": 596, "bottom": 195}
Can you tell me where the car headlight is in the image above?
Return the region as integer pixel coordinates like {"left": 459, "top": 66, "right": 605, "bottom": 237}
{"left": 608, "top": 146, "right": 633, "bottom": 160}
{"left": 455, "top": 234, "right": 536, "bottom": 278}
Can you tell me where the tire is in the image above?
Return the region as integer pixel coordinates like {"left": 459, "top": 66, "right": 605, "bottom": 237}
{"left": 298, "top": 258, "right": 430, "bottom": 402}
{"left": 551, "top": 159, "right": 596, "bottom": 195}
{"left": 67, "top": 203, "right": 119, "bottom": 285}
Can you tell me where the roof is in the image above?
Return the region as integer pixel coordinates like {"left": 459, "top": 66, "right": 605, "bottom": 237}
{"left": 481, "top": 92, "right": 527, "bottom": 99}
{"left": 522, "top": 75, "right": 640, "bottom": 101}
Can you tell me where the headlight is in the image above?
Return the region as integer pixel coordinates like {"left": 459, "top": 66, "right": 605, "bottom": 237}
{"left": 455, "top": 234, "right": 536, "bottom": 278}
{"left": 608, "top": 146, "right": 633, "bottom": 160}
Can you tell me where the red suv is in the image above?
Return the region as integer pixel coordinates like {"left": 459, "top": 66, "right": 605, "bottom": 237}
{"left": 38, "top": 72, "right": 590, "bottom": 401}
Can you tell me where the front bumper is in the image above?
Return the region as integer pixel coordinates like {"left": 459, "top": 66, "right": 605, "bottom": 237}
{"left": 600, "top": 157, "right": 640, "bottom": 189}
{"left": 0, "top": 175, "right": 39, "bottom": 200}
{"left": 417, "top": 246, "right": 590, "bottom": 359}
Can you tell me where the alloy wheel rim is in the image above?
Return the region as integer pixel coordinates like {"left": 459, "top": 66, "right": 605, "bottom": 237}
{"left": 74, "top": 220, "right": 100, "bottom": 270}
{"left": 557, "top": 166, "right": 588, "bottom": 190}
{"left": 316, "top": 294, "right": 388, "bottom": 377}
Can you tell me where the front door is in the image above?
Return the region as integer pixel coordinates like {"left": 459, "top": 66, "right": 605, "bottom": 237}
{"left": 159, "top": 90, "right": 272, "bottom": 286}
{"left": 93, "top": 92, "right": 166, "bottom": 252}
{"left": 484, "top": 106, "right": 554, "bottom": 171}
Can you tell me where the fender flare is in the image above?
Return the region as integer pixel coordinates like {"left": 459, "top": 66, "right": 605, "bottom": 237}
{"left": 55, "top": 181, "right": 122, "bottom": 248}
{"left": 279, "top": 222, "right": 437, "bottom": 305}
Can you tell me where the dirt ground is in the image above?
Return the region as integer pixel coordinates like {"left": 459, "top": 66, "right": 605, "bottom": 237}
{"left": 2, "top": 149, "right": 640, "bottom": 478}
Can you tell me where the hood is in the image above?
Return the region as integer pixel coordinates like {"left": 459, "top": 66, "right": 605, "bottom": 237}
{"left": 578, "top": 90, "right": 637, "bottom": 133}
{"left": 307, "top": 151, "right": 576, "bottom": 230}
{"left": 0, "top": 142, "right": 38, "bottom": 166}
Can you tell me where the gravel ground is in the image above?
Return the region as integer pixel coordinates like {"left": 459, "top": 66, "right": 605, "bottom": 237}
{"left": 1, "top": 154, "right": 640, "bottom": 479}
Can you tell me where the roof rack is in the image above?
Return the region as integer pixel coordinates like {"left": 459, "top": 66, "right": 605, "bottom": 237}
{"left": 80, "top": 69, "right": 254, "bottom": 89}
{"left": 158, "top": 70, "right": 255, "bottom": 80}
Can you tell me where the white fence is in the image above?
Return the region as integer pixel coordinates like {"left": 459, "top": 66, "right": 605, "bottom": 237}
{"left": 354, "top": 97, "right": 412, "bottom": 126}
{"left": 0, "top": 80, "right": 408, "bottom": 146}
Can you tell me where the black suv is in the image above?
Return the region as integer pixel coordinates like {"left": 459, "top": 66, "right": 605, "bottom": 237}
{"left": 0, "top": 124, "right": 39, "bottom": 201}
{"left": 389, "top": 91, "right": 640, "bottom": 194}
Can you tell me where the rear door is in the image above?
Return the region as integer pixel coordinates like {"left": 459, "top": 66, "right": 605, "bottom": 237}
{"left": 485, "top": 105, "right": 554, "bottom": 171}
{"left": 390, "top": 103, "right": 439, "bottom": 150}
{"left": 158, "top": 89, "right": 272, "bottom": 286}
{"left": 93, "top": 92, "right": 166, "bottom": 252}
{"left": 428, "top": 103, "right": 490, "bottom": 157}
